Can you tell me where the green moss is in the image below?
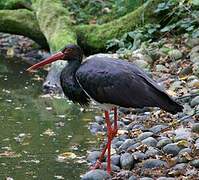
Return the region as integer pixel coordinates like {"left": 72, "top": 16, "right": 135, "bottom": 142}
{"left": 0, "top": 9, "right": 48, "bottom": 48}
{"left": 76, "top": 0, "right": 165, "bottom": 52}
{"left": 0, "top": 0, "right": 31, "bottom": 10}
{"left": 32, "top": 0, "right": 76, "bottom": 52}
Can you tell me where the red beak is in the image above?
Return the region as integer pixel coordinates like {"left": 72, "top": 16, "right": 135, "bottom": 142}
{"left": 26, "top": 51, "right": 65, "bottom": 72}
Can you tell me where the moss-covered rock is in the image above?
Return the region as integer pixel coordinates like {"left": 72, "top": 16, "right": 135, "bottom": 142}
{"left": 0, "top": 9, "right": 48, "bottom": 48}
{"left": 32, "top": 0, "right": 76, "bottom": 52}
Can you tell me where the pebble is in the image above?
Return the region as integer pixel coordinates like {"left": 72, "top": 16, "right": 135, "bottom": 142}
{"left": 119, "top": 139, "right": 136, "bottom": 151}
{"left": 149, "top": 124, "right": 168, "bottom": 134}
{"left": 145, "top": 147, "right": 161, "bottom": 157}
{"left": 120, "top": 153, "right": 134, "bottom": 170}
{"left": 190, "top": 96, "right": 199, "bottom": 107}
{"left": 81, "top": 170, "right": 111, "bottom": 180}
{"left": 101, "top": 162, "right": 120, "bottom": 171}
{"left": 163, "top": 143, "right": 181, "bottom": 156}
{"left": 95, "top": 116, "right": 104, "bottom": 124}
{"left": 134, "top": 60, "right": 149, "bottom": 69}
{"left": 89, "top": 123, "right": 103, "bottom": 134}
{"left": 168, "top": 49, "right": 182, "bottom": 60}
{"left": 137, "top": 132, "right": 153, "bottom": 141}
{"left": 190, "top": 159, "right": 199, "bottom": 168}
{"left": 143, "top": 159, "right": 167, "bottom": 169}
{"left": 132, "top": 152, "right": 147, "bottom": 161}
{"left": 87, "top": 151, "right": 101, "bottom": 163}
{"left": 179, "top": 148, "right": 192, "bottom": 155}
{"left": 110, "top": 154, "right": 120, "bottom": 166}
{"left": 157, "top": 138, "right": 172, "bottom": 148}
{"left": 155, "top": 64, "right": 168, "bottom": 72}
{"left": 127, "top": 142, "right": 142, "bottom": 151}
{"left": 140, "top": 178, "right": 153, "bottom": 180}
{"left": 172, "top": 163, "right": 186, "bottom": 170}
{"left": 157, "top": 178, "right": 175, "bottom": 180}
{"left": 192, "top": 123, "right": 199, "bottom": 133}
{"left": 142, "top": 137, "right": 157, "bottom": 147}
{"left": 128, "top": 175, "right": 137, "bottom": 180}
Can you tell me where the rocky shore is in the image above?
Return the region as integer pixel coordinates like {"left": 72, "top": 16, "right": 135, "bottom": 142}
{"left": 83, "top": 35, "right": 199, "bottom": 179}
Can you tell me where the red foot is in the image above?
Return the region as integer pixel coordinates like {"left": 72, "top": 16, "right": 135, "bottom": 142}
{"left": 91, "top": 160, "right": 102, "bottom": 170}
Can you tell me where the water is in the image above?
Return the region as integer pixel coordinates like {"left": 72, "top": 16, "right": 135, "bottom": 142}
{"left": 0, "top": 56, "right": 97, "bottom": 180}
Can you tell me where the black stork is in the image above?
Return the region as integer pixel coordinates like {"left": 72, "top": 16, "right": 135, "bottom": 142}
{"left": 27, "top": 44, "right": 183, "bottom": 174}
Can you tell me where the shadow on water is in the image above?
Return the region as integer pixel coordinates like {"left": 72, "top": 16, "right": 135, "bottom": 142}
{"left": 0, "top": 56, "right": 97, "bottom": 180}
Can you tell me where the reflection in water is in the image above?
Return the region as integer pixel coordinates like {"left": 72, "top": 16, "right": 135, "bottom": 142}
{"left": 0, "top": 56, "right": 97, "bottom": 179}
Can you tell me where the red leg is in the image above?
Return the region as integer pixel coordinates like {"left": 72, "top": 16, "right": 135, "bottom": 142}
{"left": 113, "top": 107, "right": 118, "bottom": 136}
{"left": 104, "top": 110, "right": 112, "bottom": 174}
{"left": 92, "top": 109, "right": 118, "bottom": 173}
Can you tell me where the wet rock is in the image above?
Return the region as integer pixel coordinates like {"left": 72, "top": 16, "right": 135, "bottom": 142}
{"left": 110, "top": 154, "right": 120, "bottom": 166}
{"left": 137, "top": 132, "right": 153, "bottom": 141}
{"left": 142, "top": 137, "right": 157, "bottom": 147}
{"left": 119, "top": 139, "right": 136, "bottom": 151}
{"left": 170, "top": 81, "right": 184, "bottom": 91}
{"left": 188, "top": 79, "right": 199, "bottom": 88}
{"left": 186, "top": 38, "right": 199, "bottom": 47}
{"left": 143, "top": 159, "right": 167, "bottom": 169}
{"left": 120, "top": 153, "right": 134, "bottom": 170}
{"left": 89, "top": 123, "right": 103, "bottom": 134}
{"left": 163, "top": 143, "right": 181, "bottom": 156}
{"left": 174, "top": 127, "right": 191, "bottom": 142}
{"left": 168, "top": 49, "right": 182, "bottom": 60}
{"left": 87, "top": 151, "right": 101, "bottom": 163}
{"left": 149, "top": 124, "right": 168, "bottom": 134}
{"left": 101, "top": 162, "right": 120, "bottom": 171}
{"left": 128, "top": 175, "right": 137, "bottom": 180}
{"left": 190, "top": 159, "right": 199, "bottom": 168}
{"left": 127, "top": 124, "right": 145, "bottom": 131}
{"left": 81, "top": 170, "right": 111, "bottom": 180}
{"left": 157, "top": 138, "right": 172, "bottom": 148}
{"left": 132, "top": 152, "right": 147, "bottom": 161}
{"left": 190, "top": 96, "right": 199, "bottom": 107}
{"left": 145, "top": 147, "right": 161, "bottom": 157}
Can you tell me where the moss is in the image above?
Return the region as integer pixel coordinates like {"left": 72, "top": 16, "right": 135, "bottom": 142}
{"left": 75, "top": 0, "right": 165, "bottom": 53}
{"left": 32, "top": 0, "right": 76, "bottom": 52}
{"left": 0, "top": 0, "right": 31, "bottom": 10}
{"left": 0, "top": 9, "right": 48, "bottom": 48}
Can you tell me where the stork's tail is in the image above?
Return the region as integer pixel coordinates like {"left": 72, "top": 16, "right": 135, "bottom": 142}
{"left": 161, "top": 98, "right": 183, "bottom": 114}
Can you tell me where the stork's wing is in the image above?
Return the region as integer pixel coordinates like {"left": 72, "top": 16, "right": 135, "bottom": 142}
{"left": 76, "top": 57, "right": 182, "bottom": 113}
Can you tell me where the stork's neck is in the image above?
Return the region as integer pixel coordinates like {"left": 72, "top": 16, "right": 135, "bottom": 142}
{"left": 61, "top": 59, "right": 81, "bottom": 77}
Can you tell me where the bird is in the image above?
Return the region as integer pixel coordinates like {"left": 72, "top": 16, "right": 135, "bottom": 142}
{"left": 27, "top": 44, "right": 183, "bottom": 174}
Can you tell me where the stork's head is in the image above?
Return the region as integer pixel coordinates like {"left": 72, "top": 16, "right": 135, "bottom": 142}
{"left": 27, "top": 44, "right": 83, "bottom": 72}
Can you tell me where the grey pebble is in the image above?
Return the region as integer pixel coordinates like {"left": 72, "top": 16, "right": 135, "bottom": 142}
{"left": 149, "top": 124, "right": 168, "bottom": 133}
{"left": 157, "top": 138, "right": 172, "bottom": 148}
{"left": 142, "top": 137, "right": 157, "bottom": 147}
{"left": 128, "top": 175, "right": 137, "bottom": 180}
{"left": 132, "top": 152, "right": 147, "bottom": 161}
{"left": 81, "top": 170, "right": 111, "bottom": 180}
{"left": 119, "top": 139, "right": 136, "bottom": 151}
{"left": 157, "top": 178, "right": 175, "bottom": 180}
{"left": 137, "top": 132, "right": 153, "bottom": 141}
{"left": 101, "top": 162, "right": 120, "bottom": 171}
{"left": 145, "top": 147, "right": 161, "bottom": 157}
{"left": 87, "top": 151, "right": 101, "bottom": 163}
{"left": 120, "top": 153, "right": 134, "bottom": 170}
{"left": 140, "top": 178, "right": 153, "bottom": 180}
{"left": 163, "top": 143, "right": 181, "bottom": 156}
{"left": 190, "top": 159, "right": 199, "bottom": 168}
{"left": 192, "top": 123, "right": 199, "bottom": 133}
{"left": 179, "top": 148, "right": 192, "bottom": 155}
{"left": 143, "top": 159, "right": 167, "bottom": 169}
{"left": 110, "top": 154, "right": 120, "bottom": 166}
{"left": 89, "top": 123, "right": 103, "bottom": 134}
{"left": 190, "top": 96, "right": 199, "bottom": 107}
{"left": 127, "top": 142, "right": 142, "bottom": 151}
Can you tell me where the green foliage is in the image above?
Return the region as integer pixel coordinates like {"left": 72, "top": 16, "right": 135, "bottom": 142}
{"left": 62, "top": 0, "right": 145, "bottom": 25}
{"left": 107, "top": 0, "right": 199, "bottom": 53}
{"left": 0, "top": 0, "right": 31, "bottom": 9}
